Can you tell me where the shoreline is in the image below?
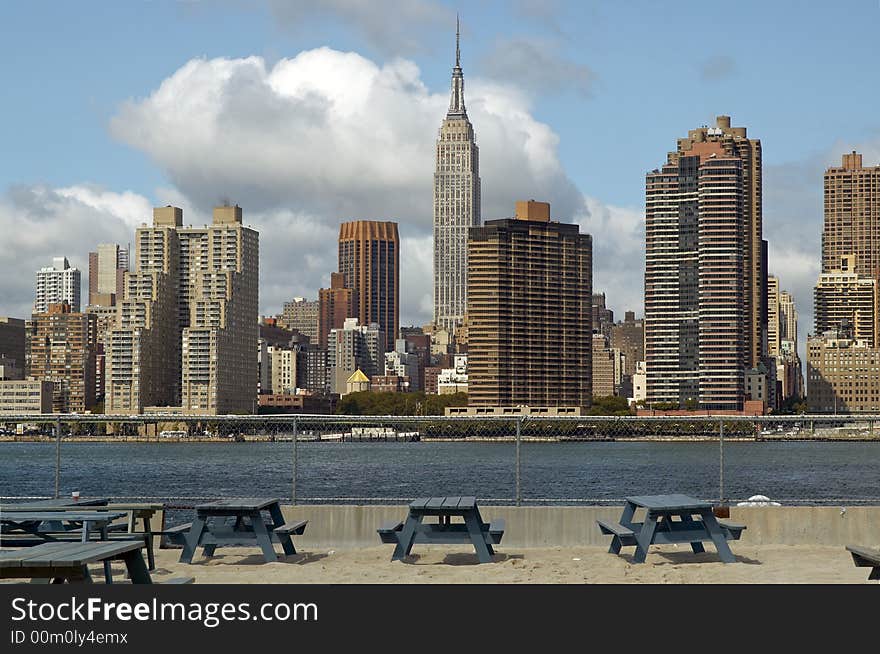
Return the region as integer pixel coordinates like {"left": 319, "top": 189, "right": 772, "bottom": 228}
{"left": 2, "top": 435, "right": 879, "bottom": 443}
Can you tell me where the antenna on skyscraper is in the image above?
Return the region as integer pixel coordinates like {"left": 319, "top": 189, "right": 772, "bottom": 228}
{"left": 455, "top": 13, "right": 460, "bottom": 67}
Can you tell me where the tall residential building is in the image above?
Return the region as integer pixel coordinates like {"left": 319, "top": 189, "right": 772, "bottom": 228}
{"left": 0, "top": 317, "right": 26, "bottom": 380}
{"left": 645, "top": 117, "right": 759, "bottom": 410}
{"left": 610, "top": 311, "right": 644, "bottom": 378}
{"left": 318, "top": 272, "right": 354, "bottom": 348}
{"left": 106, "top": 205, "right": 258, "bottom": 414}
{"left": 467, "top": 201, "right": 592, "bottom": 408}
{"left": 281, "top": 298, "right": 319, "bottom": 342}
{"left": 327, "top": 318, "right": 384, "bottom": 394}
{"left": 767, "top": 275, "right": 780, "bottom": 356}
{"left": 779, "top": 290, "right": 798, "bottom": 344}
{"left": 88, "top": 243, "right": 128, "bottom": 307}
{"left": 433, "top": 17, "right": 481, "bottom": 334}
{"left": 814, "top": 255, "right": 878, "bottom": 347}
{"left": 592, "top": 333, "right": 624, "bottom": 398}
{"left": 823, "top": 151, "right": 880, "bottom": 281}
{"left": 35, "top": 257, "right": 81, "bottom": 313}
{"left": 28, "top": 302, "right": 96, "bottom": 413}
{"left": 338, "top": 221, "right": 399, "bottom": 352}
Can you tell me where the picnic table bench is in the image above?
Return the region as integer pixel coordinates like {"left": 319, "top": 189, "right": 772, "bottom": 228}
{"left": 378, "top": 496, "right": 505, "bottom": 564}
{"left": 0, "top": 540, "right": 166, "bottom": 584}
{"left": 176, "top": 498, "right": 307, "bottom": 564}
{"left": 846, "top": 545, "right": 880, "bottom": 581}
{"left": 597, "top": 494, "right": 745, "bottom": 564}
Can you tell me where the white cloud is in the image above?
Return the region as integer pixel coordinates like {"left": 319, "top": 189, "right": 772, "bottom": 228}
{"left": 0, "top": 186, "right": 137, "bottom": 317}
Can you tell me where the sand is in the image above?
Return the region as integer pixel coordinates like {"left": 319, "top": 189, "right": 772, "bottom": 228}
{"left": 125, "top": 544, "right": 874, "bottom": 584}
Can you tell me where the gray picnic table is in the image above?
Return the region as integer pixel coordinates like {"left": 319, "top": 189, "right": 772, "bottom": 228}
{"left": 377, "top": 496, "right": 505, "bottom": 564}
{"left": 0, "top": 540, "right": 153, "bottom": 584}
{"left": 176, "top": 498, "right": 307, "bottom": 564}
{"left": 1, "top": 500, "right": 162, "bottom": 570}
{"left": 597, "top": 494, "right": 746, "bottom": 564}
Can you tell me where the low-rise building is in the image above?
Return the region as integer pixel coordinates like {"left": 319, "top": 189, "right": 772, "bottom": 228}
{"left": 0, "top": 379, "right": 54, "bottom": 414}
{"left": 807, "top": 329, "right": 880, "bottom": 413}
{"left": 437, "top": 354, "right": 468, "bottom": 394}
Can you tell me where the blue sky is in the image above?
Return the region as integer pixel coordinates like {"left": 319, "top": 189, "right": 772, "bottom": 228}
{"left": 3, "top": 0, "right": 880, "bottom": 355}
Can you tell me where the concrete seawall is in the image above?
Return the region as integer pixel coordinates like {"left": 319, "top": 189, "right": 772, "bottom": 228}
{"left": 263, "top": 504, "right": 880, "bottom": 550}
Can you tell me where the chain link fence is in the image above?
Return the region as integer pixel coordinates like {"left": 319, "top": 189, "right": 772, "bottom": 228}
{"left": 2, "top": 414, "right": 880, "bottom": 507}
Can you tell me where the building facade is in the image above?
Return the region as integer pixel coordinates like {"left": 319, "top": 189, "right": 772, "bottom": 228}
{"left": 35, "top": 257, "right": 81, "bottom": 314}
{"left": 88, "top": 243, "right": 128, "bottom": 307}
{"left": 807, "top": 329, "right": 880, "bottom": 413}
{"left": 467, "top": 201, "right": 592, "bottom": 408}
{"left": 0, "top": 317, "right": 26, "bottom": 380}
{"left": 327, "top": 319, "right": 384, "bottom": 394}
{"left": 105, "top": 205, "right": 258, "bottom": 414}
{"left": 823, "top": 151, "right": 880, "bottom": 281}
{"left": 0, "top": 379, "right": 54, "bottom": 414}
{"left": 338, "top": 221, "right": 399, "bottom": 352}
{"left": 645, "top": 116, "right": 760, "bottom": 410}
{"left": 433, "top": 18, "right": 480, "bottom": 334}
{"left": 281, "top": 298, "right": 319, "bottom": 343}
{"left": 814, "top": 254, "right": 878, "bottom": 347}
{"left": 318, "top": 272, "right": 354, "bottom": 348}
{"left": 28, "top": 302, "right": 96, "bottom": 413}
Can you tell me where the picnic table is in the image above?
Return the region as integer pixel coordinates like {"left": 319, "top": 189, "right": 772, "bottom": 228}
{"left": 1, "top": 510, "right": 128, "bottom": 582}
{"left": 846, "top": 545, "right": 880, "bottom": 581}
{"left": 1, "top": 497, "right": 109, "bottom": 509}
{"left": 175, "top": 498, "right": 307, "bottom": 564}
{"left": 0, "top": 540, "right": 155, "bottom": 584}
{"left": 596, "top": 494, "right": 746, "bottom": 564}
{"left": 377, "top": 496, "right": 505, "bottom": 564}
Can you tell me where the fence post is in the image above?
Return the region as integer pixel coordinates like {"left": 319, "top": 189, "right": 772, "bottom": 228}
{"left": 291, "top": 416, "right": 298, "bottom": 506}
{"left": 718, "top": 420, "right": 724, "bottom": 503}
{"left": 515, "top": 417, "right": 522, "bottom": 507}
{"left": 54, "top": 419, "right": 62, "bottom": 499}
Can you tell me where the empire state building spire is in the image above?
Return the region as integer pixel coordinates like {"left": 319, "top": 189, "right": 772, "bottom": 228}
{"left": 447, "top": 14, "right": 466, "bottom": 117}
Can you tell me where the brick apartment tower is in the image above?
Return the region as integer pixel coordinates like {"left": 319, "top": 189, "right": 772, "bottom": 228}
{"left": 433, "top": 16, "right": 481, "bottom": 334}
{"left": 88, "top": 243, "right": 128, "bottom": 307}
{"left": 645, "top": 118, "right": 756, "bottom": 410}
{"left": 467, "top": 201, "right": 592, "bottom": 408}
{"left": 28, "top": 302, "right": 96, "bottom": 413}
{"left": 318, "top": 272, "right": 355, "bottom": 348}
{"left": 337, "top": 221, "right": 399, "bottom": 352}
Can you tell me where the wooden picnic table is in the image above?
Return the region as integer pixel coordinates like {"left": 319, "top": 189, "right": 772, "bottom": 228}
{"left": 377, "top": 496, "right": 505, "bottom": 564}
{"left": 176, "top": 498, "right": 307, "bottom": 564}
{"left": 596, "top": 493, "right": 746, "bottom": 564}
{"left": 1, "top": 500, "right": 164, "bottom": 570}
{"left": 0, "top": 540, "right": 154, "bottom": 584}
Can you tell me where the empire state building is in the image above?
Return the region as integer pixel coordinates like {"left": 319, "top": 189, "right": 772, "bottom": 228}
{"left": 433, "top": 17, "right": 480, "bottom": 333}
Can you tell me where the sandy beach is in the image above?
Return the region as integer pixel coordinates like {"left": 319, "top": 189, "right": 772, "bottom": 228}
{"left": 129, "top": 544, "right": 873, "bottom": 584}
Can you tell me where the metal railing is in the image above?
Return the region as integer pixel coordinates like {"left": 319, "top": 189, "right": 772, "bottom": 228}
{"left": 2, "top": 413, "right": 880, "bottom": 507}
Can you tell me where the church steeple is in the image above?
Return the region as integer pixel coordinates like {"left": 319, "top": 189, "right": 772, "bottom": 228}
{"left": 447, "top": 14, "right": 467, "bottom": 118}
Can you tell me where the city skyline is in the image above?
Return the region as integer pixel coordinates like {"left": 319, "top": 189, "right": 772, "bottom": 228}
{"left": 4, "top": 2, "right": 880, "bottom": 365}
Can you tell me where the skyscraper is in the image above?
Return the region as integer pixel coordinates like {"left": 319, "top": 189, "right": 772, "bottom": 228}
{"left": 823, "top": 151, "right": 880, "bottom": 281}
{"left": 645, "top": 116, "right": 761, "bottom": 410}
{"left": 814, "top": 254, "right": 878, "bottom": 347}
{"left": 281, "top": 298, "right": 319, "bottom": 342}
{"left": 88, "top": 243, "right": 128, "bottom": 307}
{"left": 467, "top": 201, "right": 592, "bottom": 408}
{"left": 337, "top": 220, "right": 399, "bottom": 352}
{"left": 767, "top": 275, "right": 780, "bottom": 357}
{"left": 318, "top": 272, "right": 354, "bottom": 348}
{"left": 35, "top": 257, "right": 81, "bottom": 313}
{"left": 106, "top": 205, "right": 258, "bottom": 414}
{"left": 433, "top": 16, "right": 480, "bottom": 334}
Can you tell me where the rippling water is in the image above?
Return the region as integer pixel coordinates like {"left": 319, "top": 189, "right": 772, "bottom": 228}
{"left": 2, "top": 440, "right": 879, "bottom": 505}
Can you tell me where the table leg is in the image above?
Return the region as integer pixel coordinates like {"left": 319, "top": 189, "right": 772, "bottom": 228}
{"left": 100, "top": 525, "right": 113, "bottom": 583}
{"left": 700, "top": 510, "right": 736, "bottom": 563}
{"left": 143, "top": 515, "right": 155, "bottom": 570}
{"left": 610, "top": 502, "right": 637, "bottom": 555}
{"left": 268, "top": 503, "right": 296, "bottom": 556}
{"left": 679, "top": 514, "right": 705, "bottom": 554}
{"left": 122, "top": 550, "right": 153, "bottom": 584}
{"left": 633, "top": 512, "right": 659, "bottom": 563}
{"left": 250, "top": 511, "right": 278, "bottom": 563}
{"left": 391, "top": 515, "right": 421, "bottom": 561}
{"left": 179, "top": 515, "right": 207, "bottom": 564}
{"left": 464, "top": 510, "right": 494, "bottom": 564}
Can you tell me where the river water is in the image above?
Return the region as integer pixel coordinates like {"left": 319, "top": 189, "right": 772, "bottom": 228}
{"left": 2, "top": 440, "right": 879, "bottom": 505}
